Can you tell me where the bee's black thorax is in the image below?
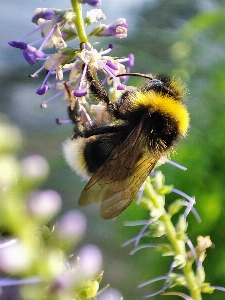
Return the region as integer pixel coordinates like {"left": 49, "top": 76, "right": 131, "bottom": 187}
{"left": 142, "top": 111, "right": 180, "bottom": 151}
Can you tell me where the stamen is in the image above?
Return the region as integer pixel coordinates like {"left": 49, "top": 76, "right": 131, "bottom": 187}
{"left": 127, "top": 53, "right": 135, "bottom": 67}
{"left": 120, "top": 75, "right": 129, "bottom": 85}
{"left": 40, "top": 89, "right": 64, "bottom": 108}
{"left": 99, "top": 60, "right": 120, "bottom": 84}
{"left": 117, "top": 57, "right": 129, "bottom": 63}
{"left": 166, "top": 159, "right": 187, "bottom": 171}
{"left": 118, "top": 54, "right": 135, "bottom": 85}
{"left": 78, "top": 63, "right": 88, "bottom": 90}
{"left": 138, "top": 276, "right": 168, "bottom": 288}
{"left": 108, "top": 43, "right": 115, "bottom": 50}
{"left": 28, "top": 65, "right": 45, "bottom": 78}
{"left": 55, "top": 118, "right": 72, "bottom": 125}
{"left": 134, "top": 219, "right": 154, "bottom": 246}
{"left": 74, "top": 88, "right": 87, "bottom": 97}
{"left": 36, "top": 60, "right": 58, "bottom": 94}
{"left": 18, "top": 22, "right": 48, "bottom": 42}
{"left": 81, "top": 104, "right": 93, "bottom": 126}
{"left": 130, "top": 244, "right": 159, "bottom": 255}
{"left": 180, "top": 200, "right": 202, "bottom": 222}
{"left": 99, "top": 44, "right": 115, "bottom": 55}
{"left": 39, "top": 24, "right": 57, "bottom": 51}
{"left": 36, "top": 85, "right": 49, "bottom": 95}
{"left": 211, "top": 286, "right": 225, "bottom": 292}
{"left": 118, "top": 54, "right": 134, "bottom": 67}
{"left": 162, "top": 260, "right": 176, "bottom": 289}
{"left": 144, "top": 289, "right": 168, "bottom": 299}
{"left": 106, "top": 60, "right": 118, "bottom": 70}
{"left": 172, "top": 188, "right": 195, "bottom": 203}
{"left": 25, "top": 44, "right": 45, "bottom": 59}
{"left": 117, "top": 84, "right": 125, "bottom": 90}
{"left": 139, "top": 261, "right": 176, "bottom": 298}
{"left": 73, "top": 64, "right": 88, "bottom": 96}
{"left": 137, "top": 181, "right": 146, "bottom": 204}
{"left": 29, "top": 37, "right": 46, "bottom": 47}
{"left": 124, "top": 220, "right": 151, "bottom": 226}
{"left": 26, "top": 45, "right": 37, "bottom": 53}
{"left": 121, "top": 231, "right": 151, "bottom": 248}
{"left": 186, "top": 238, "right": 199, "bottom": 268}
{"left": 102, "top": 63, "right": 117, "bottom": 78}
{"left": 183, "top": 198, "right": 195, "bottom": 218}
{"left": 172, "top": 188, "right": 201, "bottom": 221}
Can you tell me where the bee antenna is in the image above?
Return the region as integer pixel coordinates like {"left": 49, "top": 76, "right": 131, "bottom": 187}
{"left": 116, "top": 73, "right": 154, "bottom": 80}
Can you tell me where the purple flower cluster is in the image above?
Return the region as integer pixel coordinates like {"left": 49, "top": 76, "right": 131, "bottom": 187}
{"left": 8, "top": 6, "right": 132, "bottom": 120}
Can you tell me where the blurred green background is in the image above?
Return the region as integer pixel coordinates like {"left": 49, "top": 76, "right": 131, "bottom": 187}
{"left": 1, "top": 0, "right": 225, "bottom": 299}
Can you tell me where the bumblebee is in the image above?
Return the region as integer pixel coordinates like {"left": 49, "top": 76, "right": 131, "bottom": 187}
{"left": 63, "top": 67, "right": 189, "bottom": 219}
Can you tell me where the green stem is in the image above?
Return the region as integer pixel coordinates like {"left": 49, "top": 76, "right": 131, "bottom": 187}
{"left": 145, "top": 181, "right": 202, "bottom": 300}
{"left": 70, "top": 0, "right": 88, "bottom": 43}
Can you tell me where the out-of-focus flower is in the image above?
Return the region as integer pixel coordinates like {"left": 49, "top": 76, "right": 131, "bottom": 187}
{"left": 21, "top": 155, "right": 49, "bottom": 179}
{"left": 84, "top": 9, "right": 106, "bottom": 24}
{"left": 77, "top": 245, "right": 102, "bottom": 278}
{"left": 28, "top": 190, "right": 62, "bottom": 220}
{"left": 0, "top": 241, "right": 32, "bottom": 273}
{"left": 81, "top": 0, "right": 101, "bottom": 7}
{"left": 56, "top": 210, "right": 87, "bottom": 240}
{"left": 98, "top": 287, "right": 123, "bottom": 300}
{"left": 0, "top": 123, "right": 22, "bottom": 152}
{"left": 0, "top": 155, "right": 20, "bottom": 189}
{"left": 97, "top": 18, "right": 128, "bottom": 38}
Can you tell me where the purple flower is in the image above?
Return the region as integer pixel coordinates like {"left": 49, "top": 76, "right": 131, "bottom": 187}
{"left": 82, "top": 0, "right": 101, "bottom": 7}
{"left": 32, "top": 8, "right": 55, "bottom": 24}
{"left": 98, "top": 18, "right": 128, "bottom": 38}
{"left": 9, "top": 40, "right": 45, "bottom": 65}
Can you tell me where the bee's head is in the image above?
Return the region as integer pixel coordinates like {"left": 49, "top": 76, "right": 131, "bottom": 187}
{"left": 143, "top": 76, "right": 177, "bottom": 99}
{"left": 117, "top": 73, "right": 187, "bottom": 102}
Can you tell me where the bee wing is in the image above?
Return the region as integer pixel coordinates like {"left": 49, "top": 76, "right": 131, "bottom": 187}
{"left": 78, "top": 119, "right": 161, "bottom": 219}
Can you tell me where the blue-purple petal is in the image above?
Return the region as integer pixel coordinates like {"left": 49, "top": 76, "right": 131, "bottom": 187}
{"left": 8, "top": 41, "right": 27, "bottom": 50}
{"left": 23, "top": 51, "right": 36, "bottom": 65}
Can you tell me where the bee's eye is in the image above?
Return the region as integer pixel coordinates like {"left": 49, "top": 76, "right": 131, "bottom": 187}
{"left": 151, "top": 79, "right": 162, "bottom": 84}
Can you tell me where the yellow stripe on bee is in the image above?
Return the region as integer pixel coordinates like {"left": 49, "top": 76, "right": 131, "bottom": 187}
{"left": 133, "top": 91, "right": 190, "bottom": 136}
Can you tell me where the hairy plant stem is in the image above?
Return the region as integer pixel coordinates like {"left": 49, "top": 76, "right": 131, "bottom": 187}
{"left": 145, "top": 180, "right": 202, "bottom": 300}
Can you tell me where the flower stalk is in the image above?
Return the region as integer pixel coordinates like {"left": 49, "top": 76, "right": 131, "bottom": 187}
{"left": 71, "top": 0, "right": 88, "bottom": 42}
{"left": 140, "top": 175, "right": 204, "bottom": 299}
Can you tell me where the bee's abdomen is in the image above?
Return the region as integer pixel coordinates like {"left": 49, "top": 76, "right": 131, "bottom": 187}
{"left": 83, "top": 132, "right": 127, "bottom": 175}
